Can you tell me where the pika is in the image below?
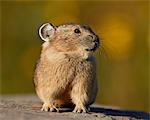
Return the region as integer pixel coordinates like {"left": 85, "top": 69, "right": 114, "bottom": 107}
{"left": 33, "top": 23, "right": 99, "bottom": 113}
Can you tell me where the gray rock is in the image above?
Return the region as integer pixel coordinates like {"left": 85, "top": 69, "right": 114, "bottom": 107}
{"left": 0, "top": 95, "right": 149, "bottom": 120}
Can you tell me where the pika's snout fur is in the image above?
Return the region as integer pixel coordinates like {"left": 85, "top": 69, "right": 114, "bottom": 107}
{"left": 33, "top": 23, "right": 99, "bottom": 113}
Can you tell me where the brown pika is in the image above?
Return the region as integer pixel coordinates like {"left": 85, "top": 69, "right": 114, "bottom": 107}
{"left": 33, "top": 23, "right": 100, "bottom": 113}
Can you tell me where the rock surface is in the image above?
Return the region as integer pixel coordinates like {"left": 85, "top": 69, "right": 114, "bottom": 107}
{"left": 0, "top": 95, "right": 149, "bottom": 120}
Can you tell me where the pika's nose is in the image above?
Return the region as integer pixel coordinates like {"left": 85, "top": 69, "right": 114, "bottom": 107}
{"left": 88, "top": 35, "right": 99, "bottom": 43}
{"left": 88, "top": 35, "right": 94, "bottom": 39}
{"left": 94, "top": 36, "right": 100, "bottom": 44}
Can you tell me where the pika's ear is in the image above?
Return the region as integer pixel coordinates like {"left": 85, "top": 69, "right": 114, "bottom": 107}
{"left": 38, "top": 23, "right": 56, "bottom": 41}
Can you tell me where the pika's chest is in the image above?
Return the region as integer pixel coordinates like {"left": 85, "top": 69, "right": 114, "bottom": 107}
{"left": 40, "top": 54, "right": 95, "bottom": 73}
{"left": 39, "top": 49, "right": 96, "bottom": 76}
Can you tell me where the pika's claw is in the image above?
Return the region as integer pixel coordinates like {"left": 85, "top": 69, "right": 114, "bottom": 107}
{"left": 73, "top": 106, "right": 88, "bottom": 113}
{"left": 49, "top": 106, "right": 59, "bottom": 112}
{"left": 41, "top": 105, "right": 49, "bottom": 111}
{"left": 41, "top": 103, "right": 59, "bottom": 112}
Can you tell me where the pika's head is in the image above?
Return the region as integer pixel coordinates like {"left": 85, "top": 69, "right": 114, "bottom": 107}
{"left": 39, "top": 23, "right": 100, "bottom": 53}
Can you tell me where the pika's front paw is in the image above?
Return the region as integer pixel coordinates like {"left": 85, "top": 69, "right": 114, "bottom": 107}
{"left": 73, "top": 106, "right": 89, "bottom": 113}
{"left": 41, "top": 103, "right": 59, "bottom": 112}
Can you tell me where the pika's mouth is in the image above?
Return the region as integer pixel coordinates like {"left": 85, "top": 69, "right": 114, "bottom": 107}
{"left": 85, "top": 46, "right": 97, "bottom": 52}
{"left": 85, "top": 42, "right": 99, "bottom": 52}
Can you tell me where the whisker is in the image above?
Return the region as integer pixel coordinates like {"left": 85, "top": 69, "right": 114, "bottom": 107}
{"left": 101, "top": 45, "right": 111, "bottom": 60}
{"left": 97, "top": 48, "right": 102, "bottom": 57}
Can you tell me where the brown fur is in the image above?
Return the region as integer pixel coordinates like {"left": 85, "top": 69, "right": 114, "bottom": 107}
{"left": 33, "top": 23, "right": 99, "bottom": 113}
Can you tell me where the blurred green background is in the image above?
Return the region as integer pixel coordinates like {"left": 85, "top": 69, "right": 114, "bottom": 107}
{"left": 0, "top": 0, "right": 149, "bottom": 112}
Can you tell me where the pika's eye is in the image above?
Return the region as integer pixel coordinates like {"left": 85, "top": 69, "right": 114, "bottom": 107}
{"left": 74, "top": 28, "right": 81, "bottom": 34}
